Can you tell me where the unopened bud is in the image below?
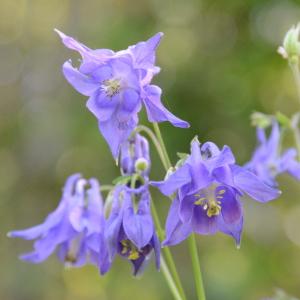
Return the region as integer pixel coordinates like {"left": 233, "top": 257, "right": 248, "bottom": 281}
{"left": 251, "top": 112, "right": 272, "bottom": 128}
{"left": 134, "top": 158, "right": 149, "bottom": 173}
{"left": 278, "top": 23, "right": 300, "bottom": 62}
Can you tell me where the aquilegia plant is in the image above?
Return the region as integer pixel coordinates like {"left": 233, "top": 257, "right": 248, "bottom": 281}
{"left": 8, "top": 24, "right": 300, "bottom": 299}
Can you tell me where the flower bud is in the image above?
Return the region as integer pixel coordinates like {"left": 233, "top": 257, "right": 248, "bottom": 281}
{"left": 134, "top": 158, "right": 149, "bottom": 173}
{"left": 251, "top": 112, "right": 272, "bottom": 128}
{"left": 278, "top": 23, "right": 300, "bottom": 62}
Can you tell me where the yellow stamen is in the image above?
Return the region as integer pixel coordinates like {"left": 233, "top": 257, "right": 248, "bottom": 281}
{"left": 207, "top": 202, "right": 222, "bottom": 217}
{"left": 128, "top": 250, "right": 140, "bottom": 260}
{"left": 218, "top": 189, "right": 226, "bottom": 195}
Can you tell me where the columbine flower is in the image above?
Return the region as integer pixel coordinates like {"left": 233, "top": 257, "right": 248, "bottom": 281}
{"left": 278, "top": 23, "right": 300, "bottom": 61}
{"left": 120, "top": 133, "right": 150, "bottom": 177}
{"left": 101, "top": 185, "right": 160, "bottom": 276}
{"left": 152, "top": 138, "right": 280, "bottom": 247}
{"left": 245, "top": 121, "right": 300, "bottom": 187}
{"left": 55, "top": 30, "right": 189, "bottom": 157}
{"left": 8, "top": 174, "right": 105, "bottom": 268}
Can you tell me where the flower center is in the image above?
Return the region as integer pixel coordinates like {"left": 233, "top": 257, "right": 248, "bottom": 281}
{"left": 120, "top": 239, "right": 140, "bottom": 260}
{"left": 194, "top": 185, "right": 225, "bottom": 217}
{"left": 101, "top": 78, "right": 121, "bottom": 97}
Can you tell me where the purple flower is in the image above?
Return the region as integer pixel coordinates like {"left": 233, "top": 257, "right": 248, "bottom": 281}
{"left": 100, "top": 185, "right": 160, "bottom": 276}
{"left": 246, "top": 121, "right": 300, "bottom": 187}
{"left": 152, "top": 138, "right": 281, "bottom": 247}
{"left": 120, "top": 133, "right": 150, "bottom": 177}
{"left": 55, "top": 30, "right": 189, "bottom": 157}
{"left": 8, "top": 174, "right": 105, "bottom": 268}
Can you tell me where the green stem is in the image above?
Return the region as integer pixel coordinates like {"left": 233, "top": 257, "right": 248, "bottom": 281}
{"left": 289, "top": 60, "right": 300, "bottom": 160}
{"left": 289, "top": 61, "right": 300, "bottom": 104}
{"left": 293, "top": 128, "right": 300, "bottom": 160}
{"left": 152, "top": 122, "right": 206, "bottom": 300}
{"left": 153, "top": 123, "right": 172, "bottom": 168}
{"left": 100, "top": 185, "right": 114, "bottom": 192}
{"left": 161, "top": 256, "right": 184, "bottom": 300}
{"left": 151, "top": 202, "right": 187, "bottom": 300}
{"left": 188, "top": 235, "right": 206, "bottom": 300}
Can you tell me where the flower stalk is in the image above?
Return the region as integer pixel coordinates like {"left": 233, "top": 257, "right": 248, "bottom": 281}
{"left": 188, "top": 235, "right": 206, "bottom": 300}
{"left": 152, "top": 122, "right": 206, "bottom": 300}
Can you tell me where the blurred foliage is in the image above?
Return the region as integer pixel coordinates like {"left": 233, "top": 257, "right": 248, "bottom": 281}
{"left": 264, "top": 289, "right": 300, "bottom": 300}
{"left": 1, "top": 0, "right": 300, "bottom": 299}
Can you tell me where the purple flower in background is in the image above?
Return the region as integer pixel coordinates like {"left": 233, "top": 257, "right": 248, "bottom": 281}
{"left": 120, "top": 133, "right": 150, "bottom": 177}
{"left": 246, "top": 121, "right": 300, "bottom": 187}
{"left": 8, "top": 174, "right": 105, "bottom": 268}
{"left": 55, "top": 30, "right": 189, "bottom": 157}
{"left": 100, "top": 185, "right": 160, "bottom": 276}
{"left": 152, "top": 138, "right": 281, "bottom": 246}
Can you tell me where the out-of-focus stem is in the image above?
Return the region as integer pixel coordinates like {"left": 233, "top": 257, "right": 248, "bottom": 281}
{"left": 188, "top": 235, "right": 206, "bottom": 300}
{"left": 152, "top": 122, "right": 207, "bottom": 300}
{"left": 100, "top": 185, "right": 114, "bottom": 192}
{"left": 151, "top": 202, "right": 187, "bottom": 300}
{"left": 289, "top": 60, "right": 300, "bottom": 160}
{"left": 291, "top": 114, "right": 300, "bottom": 160}
{"left": 289, "top": 61, "right": 300, "bottom": 104}
{"left": 161, "top": 256, "right": 184, "bottom": 300}
{"left": 153, "top": 123, "right": 172, "bottom": 168}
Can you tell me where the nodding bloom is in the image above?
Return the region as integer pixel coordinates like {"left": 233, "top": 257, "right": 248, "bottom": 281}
{"left": 246, "top": 121, "right": 300, "bottom": 187}
{"left": 120, "top": 133, "right": 150, "bottom": 177}
{"left": 8, "top": 174, "right": 105, "bottom": 268}
{"left": 100, "top": 185, "right": 160, "bottom": 276}
{"left": 152, "top": 138, "right": 281, "bottom": 247}
{"left": 55, "top": 30, "right": 189, "bottom": 157}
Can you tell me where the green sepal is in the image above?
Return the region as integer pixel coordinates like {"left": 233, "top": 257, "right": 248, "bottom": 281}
{"left": 276, "top": 111, "right": 291, "bottom": 128}
{"left": 177, "top": 152, "right": 189, "bottom": 159}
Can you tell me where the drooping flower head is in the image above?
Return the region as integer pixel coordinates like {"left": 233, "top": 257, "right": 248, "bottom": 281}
{"left": 100, "top": 185, "right": 160, "bottom": 276}
{"left": 55, "top": 30, "right": 189, "bottom": 157}
{"left": 152, "top": 138, "right": 281, "bottom": 247}
{"left": 8, "top": 174, "right": 105, "bottom": 268}
{"left": 246, "top": 121, "right": 300, "bottom": 187}
{"left": 120, "top": 133, "right": 150, "bottom": 177}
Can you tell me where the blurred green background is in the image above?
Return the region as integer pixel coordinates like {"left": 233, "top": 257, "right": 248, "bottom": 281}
{"left": 1, "top": 0, "right": 300, "bottom": 299}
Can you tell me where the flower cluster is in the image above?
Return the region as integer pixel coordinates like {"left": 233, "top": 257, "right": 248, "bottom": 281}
{"left": 9, "top": 30, "right": 288, "bottom": 285}
{"left": 246, "top": 121, "right": 300, "bottom": 187}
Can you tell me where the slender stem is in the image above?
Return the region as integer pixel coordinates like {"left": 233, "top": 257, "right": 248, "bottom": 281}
{"left": 135, "top": 125, "right": 169, "bottom": 170}
{"left": 100, "top": 185, "right": 114, "bottom": 192}
{"left": 289, "top": 60, "right": 300, "bottom": 160}
{"left": 161, "top": 257, "right": 183, "bottom": 300}
{"left": 188, "top": 235, "right": 206, "bottom": 300}
{"left": 151, "top": 202, "right": 187, "bottom": 300}
{"left": 289, "top": 61, "right": 300, "bottom": 104}
{"left": 151, "top": 122, "right": 206, "bottom": 300}
{"left": 292, "top": 114, "right": 300, "bottom": 161}
{"left": 153, "top": 123, "right": 172, "bottom": 168}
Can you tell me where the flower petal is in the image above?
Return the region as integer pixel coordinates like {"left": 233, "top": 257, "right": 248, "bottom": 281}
{"left": 98, "top": 114, "right": 138, "bottom": 158}
{"left": 129, "top": 32, "right": 163, "bottom": 69}
{"left": 151, "top": 163, "right": 191, "bottom": 196}
{"left": 143, "top": 85, "right": 190, "bottom": 128}
{"left": 163, "top": 198, "right": 192, "bottom": 246}
{"left": 232, "top": 165, "right": 281, "bottom": 202}
{"left": 117, "top": 89, "right": 142, "bottom": 121}
{"left": 192, "top": 205, "right": 219, "bottom": 235}
{"left": 86, "top": 91, "right": 118, "bottom": 122}
{"left": 62, "top": 61, "right": 99, "bottom": 96}
{"left": 122, "top": 190, "right": 154, "bottom": 249}
{"left": 217, "top": 186, "right": 242, "bottom": 225}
